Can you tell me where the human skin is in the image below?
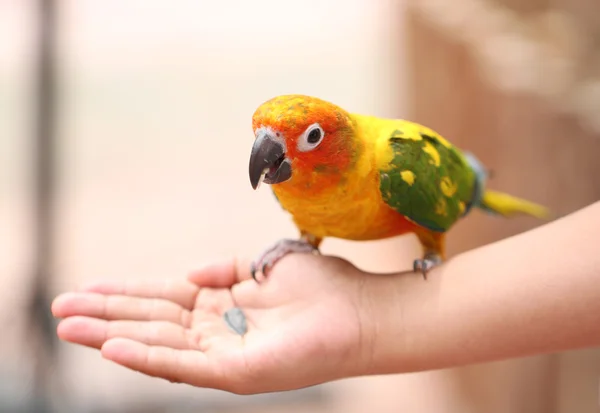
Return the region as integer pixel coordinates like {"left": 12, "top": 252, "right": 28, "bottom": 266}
{"left": 51, "top": 201, "right": 600, "bottom": 394}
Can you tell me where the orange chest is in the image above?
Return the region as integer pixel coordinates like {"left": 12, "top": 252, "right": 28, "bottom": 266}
{"left": 271, "top": 181, "right": 417, "bottom": 241}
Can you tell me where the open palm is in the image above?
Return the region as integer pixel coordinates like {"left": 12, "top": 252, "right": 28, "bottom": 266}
{"left": 52, "top": 254, "right": 373, "bottom": 394}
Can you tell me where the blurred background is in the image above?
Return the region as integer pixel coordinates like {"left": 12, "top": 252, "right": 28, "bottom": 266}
{"left": 1, "top": 0, "right": 599, "bottom": 412}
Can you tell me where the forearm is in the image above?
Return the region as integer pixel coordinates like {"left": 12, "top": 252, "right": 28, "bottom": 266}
{"left": 366, "top": 201, "right": 600, "bottom": 375}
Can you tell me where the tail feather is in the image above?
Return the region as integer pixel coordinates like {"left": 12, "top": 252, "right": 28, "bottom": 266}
{"left": 463, "top": 151, "right": 551, "bottom": 220}
{"left": 480, "top": 190, "right": 550, "bottom": 219}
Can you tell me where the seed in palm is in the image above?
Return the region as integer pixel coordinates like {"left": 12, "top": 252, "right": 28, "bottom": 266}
{"left": 223, "top": 307, "right": 247, "bottom": 336}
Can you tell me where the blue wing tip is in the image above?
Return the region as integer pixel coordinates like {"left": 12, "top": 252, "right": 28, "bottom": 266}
{"left": 463, "top": 151, "right": 489, "bottom": 214}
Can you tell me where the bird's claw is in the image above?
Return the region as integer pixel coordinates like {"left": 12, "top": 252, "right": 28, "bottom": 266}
{"left": 251, "top": 238, "right": 319, "bottom": 283}
{"left": 249, "top": 260, "right": 272, "bottom": 282}
{"left": 250, "top": 262, "right": 258, "bottom": 282}
{"left": 413, "top": 253, "right": 442, "bottom": 280}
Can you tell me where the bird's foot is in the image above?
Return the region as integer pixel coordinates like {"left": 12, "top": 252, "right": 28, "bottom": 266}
{"left": 251, "top": 238, "right": 319, "bottom": 282}
{"left": 413, "top": 253, "right": 443, "bottom": 280}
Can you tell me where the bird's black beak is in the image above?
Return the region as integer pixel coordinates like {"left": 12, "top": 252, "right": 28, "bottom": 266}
{"left": 249, "top": 131, "right": 292, "bottom": 190}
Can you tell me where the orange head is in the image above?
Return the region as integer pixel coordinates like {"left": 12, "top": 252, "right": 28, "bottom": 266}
{"left": 248, "top": 95, "right": 360, "bottom": 192}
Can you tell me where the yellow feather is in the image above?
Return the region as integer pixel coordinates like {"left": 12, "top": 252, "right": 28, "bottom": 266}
{"left": 400, "top": 170, "right": 416, "bottom": 186}
{"left": 481, "top": 190, "right": 550, "bottom": 219}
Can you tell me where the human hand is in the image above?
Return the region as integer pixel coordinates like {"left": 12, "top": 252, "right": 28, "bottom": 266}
{"left": 51, "top": 202, "right": 600, "bottom": 393}
{"left": 51, "top": 254, "right": 378, "bottom": 394}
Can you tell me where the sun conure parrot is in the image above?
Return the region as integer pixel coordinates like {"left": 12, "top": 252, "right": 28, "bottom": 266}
{"left": 247, "top": 94, "right": 549, "bottom": 281}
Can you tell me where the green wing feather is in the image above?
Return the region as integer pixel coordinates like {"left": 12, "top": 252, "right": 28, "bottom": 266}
{"left": 378, "top": 125, "right": 476, "bottom": 232}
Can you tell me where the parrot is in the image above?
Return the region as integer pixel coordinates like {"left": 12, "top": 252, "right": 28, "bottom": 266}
{"left": 247, "top": 94, "right": 549, "bottom": 281}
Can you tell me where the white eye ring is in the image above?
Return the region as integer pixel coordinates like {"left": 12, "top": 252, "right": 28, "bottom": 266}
{"left": 297, "top": 123, "right": 325, "bottom": 152}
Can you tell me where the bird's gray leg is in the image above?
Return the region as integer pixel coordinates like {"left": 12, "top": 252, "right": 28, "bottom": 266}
{"left": 413, "top": 252, "right": 443, "bottom": 280}
{"left": 250, "top": 236, "right": 320, "bottom": 282}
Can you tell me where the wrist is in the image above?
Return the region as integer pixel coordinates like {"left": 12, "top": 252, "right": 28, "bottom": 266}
{"left": 356, "top": 268, "right": 439, "bottom": 376}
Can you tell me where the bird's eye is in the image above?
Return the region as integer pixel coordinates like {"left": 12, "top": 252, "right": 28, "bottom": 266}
{"left": 297, "top": 123, "right": 325, "bottom": 152}
{"left": 307, "top": 128, "right": 321, "bottom": 144}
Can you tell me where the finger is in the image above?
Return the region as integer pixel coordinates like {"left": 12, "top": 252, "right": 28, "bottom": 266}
{"left": 101, "top": 338, "right": 231, "bottom": 390}
{"left": 79, "top": 278, "right": 198, "bottom": 310}
{"left": 57, "top": 316, "right": 193, "bottom": 350}
{"left": 51, "top": 292, "right": 192, "bottom": 326}
{"left": 230, "top": 279, "right": 269, "bottom": 308}
{"left": 188, "top": 257, "right": 252, "bottom": 288}
{"left": 195, "top": 288, "right": 236, "bottom": 314}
